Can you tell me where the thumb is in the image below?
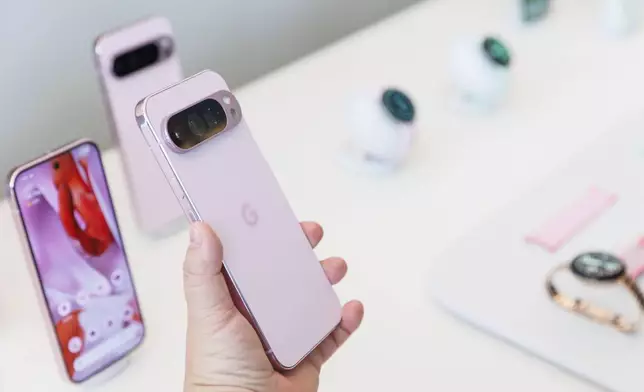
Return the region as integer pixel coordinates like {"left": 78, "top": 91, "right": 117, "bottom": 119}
{"left": 183, "top": 222, "right": 235, "bottom": 324}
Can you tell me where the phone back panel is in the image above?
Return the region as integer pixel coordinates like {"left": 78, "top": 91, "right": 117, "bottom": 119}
{"left": 94, "top": 16, "right": 183, "bottom": 234}
{"left": 139, "top": 71, "right": 342, "bottom": 368}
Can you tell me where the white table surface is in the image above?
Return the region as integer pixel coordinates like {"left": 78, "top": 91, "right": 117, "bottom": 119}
{"left": 2, "top": 0, "right": 644, "bottom": 390}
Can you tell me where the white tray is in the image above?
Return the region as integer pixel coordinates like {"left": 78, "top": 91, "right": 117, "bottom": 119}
{"left": 432, "top": 122, "right": 644, "bottom": 392}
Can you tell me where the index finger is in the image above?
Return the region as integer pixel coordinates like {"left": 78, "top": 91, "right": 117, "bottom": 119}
{"left": 301, "top": 221, "right": 324, "bottom": 248}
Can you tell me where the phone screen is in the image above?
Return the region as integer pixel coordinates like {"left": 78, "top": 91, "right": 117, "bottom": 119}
{"left": 13, "top": 142, "right": 144, "bottom": 382}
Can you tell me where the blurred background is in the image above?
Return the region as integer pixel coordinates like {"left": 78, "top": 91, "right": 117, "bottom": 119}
{"left": 0, "top": 0, "right": 419, "bottom": 181}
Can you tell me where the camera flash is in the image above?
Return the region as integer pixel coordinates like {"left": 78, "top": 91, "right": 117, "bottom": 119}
{"left": 159, "top": 36, "right": 172, "bottom": 49}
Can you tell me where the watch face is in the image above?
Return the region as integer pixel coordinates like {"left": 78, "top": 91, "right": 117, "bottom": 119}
{"left": 570, "top": 252, "right": 626, "bottom": 282}
{"left": 482, "top": 38, "right": 511, "bottom": 68}
{"left": 522, "top": 0, "right": 550, "bottom": 22}
{"left": 381, "top": 88, "right": 415, "bottom": 123}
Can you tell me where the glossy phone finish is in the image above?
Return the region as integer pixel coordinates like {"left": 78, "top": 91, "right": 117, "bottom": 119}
{"left": 6, "top": 139, "right": 145, "bottom": 383}
{"left": 136, "top": 70, "right": 342, "bottom": 369}
{"left": 94, "top": 16, "right": 183, "bottom": 235}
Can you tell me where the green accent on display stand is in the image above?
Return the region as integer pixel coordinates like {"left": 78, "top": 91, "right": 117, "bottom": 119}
{"left": 483, "top": 38, "right": 511, "bottom": 67}
{"left": 522, "top": 0, "right": 550, "bottom": 22}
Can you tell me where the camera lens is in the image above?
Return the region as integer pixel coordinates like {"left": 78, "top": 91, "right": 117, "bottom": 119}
{"left": 167, "top": 99, "right": 228, "bottom": 150}
{"left": 201, "top": 104, "right": 226, "bottom": 131}
{"left": 158, "top": 36, "right": 174, "bottom": 57}
{"left": 170, "top": 123, "right": 190, "bottom": 143}
{"left": 187, "top": 113, "right": 207, "bottom": 136}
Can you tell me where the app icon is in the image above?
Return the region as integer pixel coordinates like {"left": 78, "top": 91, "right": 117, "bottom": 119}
{"left": 110, "top": 269, "right": 125, "bottom": 287}
{"left": 68, "top": 336, "right": 83, "bottom": 354}
{"left": 85, "top": 327, "right": 100, "bottom": 343}
{"left": 123, "top": 305, "right": 134, "bottom": 321}
{"left": 57, "top": 301, "right": 72, "bottom": 317}
{"left": 94, "top": 282, "right": 111, "bottom": 296}
{"left": 76, "top": 291, "right": 90, "bottom": 306}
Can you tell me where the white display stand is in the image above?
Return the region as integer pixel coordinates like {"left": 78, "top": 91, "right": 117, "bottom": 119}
{"left": 601, "top": 0, "right": 640, "bottom": 37}
{"left": 432, "top": 122, "right": 644, "bottom": 392}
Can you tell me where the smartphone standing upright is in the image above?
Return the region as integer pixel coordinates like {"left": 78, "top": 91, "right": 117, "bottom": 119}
{"left": 94, "top": 16, "right": 184, "bottom": 235}
{"left": 135, "top": 70, "right": 342, "bottom": 369}
{"left": 6, "top": 140, "right": 145, "bottom": 383}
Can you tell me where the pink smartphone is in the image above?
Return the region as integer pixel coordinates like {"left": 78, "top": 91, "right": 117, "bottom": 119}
{"left": 94, "top": 16, "right": 184, "bottom": 235}
{"left": 6, "top": 140, "right": 145, "bottom": 383}
{"left": 135, "top": 70, "right": 342, "bottom": 369}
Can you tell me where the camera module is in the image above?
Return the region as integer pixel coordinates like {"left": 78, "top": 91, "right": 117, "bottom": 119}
{"left": 167, "top": 99, "right": 228, "bottom": 150}
{"left": 112, "top": 37, "right": 174, "bottom": 78}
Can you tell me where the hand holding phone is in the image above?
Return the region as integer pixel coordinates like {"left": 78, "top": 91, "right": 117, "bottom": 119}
{"left": 136, "top": 70, "right": 348, "bottom": 369}
{"left": 182, "top": 221, "right": 364, "bottom": 391}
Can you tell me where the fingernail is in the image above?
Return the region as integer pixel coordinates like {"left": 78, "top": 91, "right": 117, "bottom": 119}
{"left": 189, "top": 225, "right": 202, "bottom": 247}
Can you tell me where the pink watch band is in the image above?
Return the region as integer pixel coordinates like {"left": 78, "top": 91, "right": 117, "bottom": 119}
{"left": 525, "top": 187, "right": 618, "bottom": 253}
{"left": 621, "top": 237, "right": 644, "bottom": 279}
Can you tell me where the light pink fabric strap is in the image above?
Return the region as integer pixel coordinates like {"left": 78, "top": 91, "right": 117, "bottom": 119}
{"left": 621, "top": 237, "right": 644, "bottom": 279}
{"left": 526, "top": 187, "right": 618, "bottom": 253}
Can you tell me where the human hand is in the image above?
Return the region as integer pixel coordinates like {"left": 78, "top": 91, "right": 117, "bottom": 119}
{"left": 183, "top": 222, "right": 364, "bottom": 392}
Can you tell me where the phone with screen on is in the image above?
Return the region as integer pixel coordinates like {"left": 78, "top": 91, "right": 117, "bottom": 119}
{"left": 6, "top": 139, "right": 145, "bottom": 383}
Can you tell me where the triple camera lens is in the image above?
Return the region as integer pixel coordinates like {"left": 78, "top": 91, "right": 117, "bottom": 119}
{"left": 167, "top": 99, "right": 228, "bottom": 150}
